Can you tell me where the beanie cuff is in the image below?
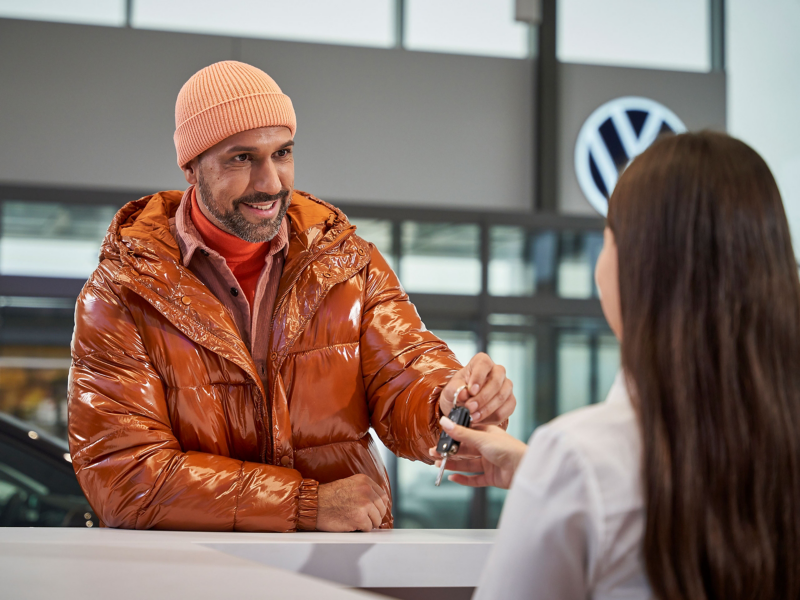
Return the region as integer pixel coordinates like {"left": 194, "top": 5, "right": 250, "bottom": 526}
{"left": 174, "top": 92, "right": 296, "bottom": 167}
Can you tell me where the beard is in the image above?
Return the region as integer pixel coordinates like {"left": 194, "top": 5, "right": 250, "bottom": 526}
{"left": 196, "top": 173, "right": 290, "bottom": 243}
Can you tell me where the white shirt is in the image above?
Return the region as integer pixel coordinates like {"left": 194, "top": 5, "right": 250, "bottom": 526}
{"left": 474, "top": 372, "right": 652, "bottom": 600}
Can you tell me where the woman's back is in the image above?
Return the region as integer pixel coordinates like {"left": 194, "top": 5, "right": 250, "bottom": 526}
{"left": 455, "top": 132, "right": 800, "bottom": 600}
{"left": 609, "top": 133, "right": 800, "bottom": 599}
{"left": 475, "top": 372, "right": 649, "bottom": 599}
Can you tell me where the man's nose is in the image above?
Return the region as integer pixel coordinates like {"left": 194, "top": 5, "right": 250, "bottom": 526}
{"left": 252, "top": 159, "right": 283, "bottom": 195}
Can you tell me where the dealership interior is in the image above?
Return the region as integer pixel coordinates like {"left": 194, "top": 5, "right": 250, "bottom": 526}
{"left": 0, "top": 1, "right": 798, "bottom": 597}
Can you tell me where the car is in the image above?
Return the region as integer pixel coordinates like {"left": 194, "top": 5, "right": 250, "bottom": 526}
{"left": 0, "top": 411, "right": 95, "bottom": 527}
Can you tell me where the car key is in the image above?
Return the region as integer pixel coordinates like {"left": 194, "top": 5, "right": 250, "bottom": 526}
{"left": 435, "top": 389, "right": 473, "bottom": 486}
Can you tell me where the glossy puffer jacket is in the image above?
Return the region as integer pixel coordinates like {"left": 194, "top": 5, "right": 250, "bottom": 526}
{"left": 68, "top": 190, "right": 461, "bottom": 532}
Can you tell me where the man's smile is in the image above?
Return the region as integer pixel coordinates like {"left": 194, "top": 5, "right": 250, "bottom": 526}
{"left": 240, "top": 198, "right": 281, "bottom": 219}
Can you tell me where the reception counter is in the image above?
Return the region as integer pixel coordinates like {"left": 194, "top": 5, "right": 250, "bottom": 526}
{"left": 0, "top": 528, "right": 496, "bottom": 600}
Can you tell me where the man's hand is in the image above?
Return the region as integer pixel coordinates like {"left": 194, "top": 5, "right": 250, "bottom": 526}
{"left": 440, "top": 352, "right": 516, "bottom": 425}
{"left": 316, "top": 474, "right": 390, "bottom": 532}
{"left": 429, "top": 417, "right": 527, "bottom": 490}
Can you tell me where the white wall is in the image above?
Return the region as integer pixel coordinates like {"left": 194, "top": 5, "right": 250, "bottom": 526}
{"left": 727, "top": 0, "right": 800, "bottom": 259}
{"left": 557, "top": 0, "right": 709, "bottom": 72}
{"left": 0, "top": 18, "right": 535, "bottom": 211}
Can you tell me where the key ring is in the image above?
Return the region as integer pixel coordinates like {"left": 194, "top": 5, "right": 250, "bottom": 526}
{"left": 452, "top": 383, "right": 469, "bottom": 408}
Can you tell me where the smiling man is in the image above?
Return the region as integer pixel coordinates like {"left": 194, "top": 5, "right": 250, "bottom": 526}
{"left": 67, "top": 61, "right": 515, "bottom": 532}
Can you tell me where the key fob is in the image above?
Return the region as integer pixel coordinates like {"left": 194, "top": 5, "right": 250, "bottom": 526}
{"left": 436, "top": 405, "right": 472, "bottom": 455}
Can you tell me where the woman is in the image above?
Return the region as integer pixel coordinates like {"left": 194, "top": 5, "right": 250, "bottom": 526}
{"left": 435, "top": 132, "right": 800, "bottom": 599}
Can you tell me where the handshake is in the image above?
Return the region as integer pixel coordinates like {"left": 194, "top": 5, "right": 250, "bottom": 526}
{"left": 315, "top": 352, "right": 522, "bottom": 532}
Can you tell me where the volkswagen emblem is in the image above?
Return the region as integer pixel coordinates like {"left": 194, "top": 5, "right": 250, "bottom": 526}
{"left": 574, "top": 96, "right": 687, "bottom": 216}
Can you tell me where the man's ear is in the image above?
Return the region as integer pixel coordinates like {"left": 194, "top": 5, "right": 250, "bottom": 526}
{"left": 181, "top": 157, "right": 200, "bottom": 185}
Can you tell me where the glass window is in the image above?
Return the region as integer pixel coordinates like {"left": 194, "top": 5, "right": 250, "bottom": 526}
{"left": 597, "top": 333, "right": 621, "bottom": 401}
{"left": 0, "top": 0, "right": 126, "bottom": 27}
{"left": 404, "top": 0, "right": 530, "bottom": 59}
{"left": 399, "top": 222, "right": 481, "bottom": 295}
{"left": 394, "top": 329, "right": 477, "bottom": 528}
{"left": 350, "top": 218, "right": 396, "bottom": 271}
{"left": 557, "top": 0, "right": 710, "bottom": 72}
{"left": 489, "top": 227, "right": 572, "bottom": 296}
{"left": 557, "top": 231, "right": 603, "bottom": 299}
{"left": 0, "top": 201, "right": 116, "bottom": 279}
{"left": 0, "top": 301, "right": 77, "bottom": 351}
{"left": 557, "top": 331, "right": 592, "bottom": 414}
{"left": 489, "top": 226, "right": 535, "bottom": 296}
{"left": 556, "top": 327, "right": 620, "bottom": 415}
{"left": 487, "top": 486, "right": 508, "bottom": 529}
{"left": 395, "top": 452, "right": 472, "bottom": 528}
{"left": 487, "top": 314, "right": 535, "bottom": 327}
{"left": 726, "top": 0, "right": 800, "bottom": 259}
{"left": 132, "top": 0, "right": 396, "bottom": 48}
{"left": 431, "top": 329, "right": 478, "bottom": 366}
{"left": 485, "top": 329, "right": 535, "bottom": 528}
{"left": 0, "top": 353, "right": 71, "bottom": 440}
{"left": 0, "top": 436, "right": 93, "bottom": 527}
{"left": 0, "top": 305, "right": 75, "bottom": 442}
{"left": 487, "top": 331, "right": 535, "bottom": 442}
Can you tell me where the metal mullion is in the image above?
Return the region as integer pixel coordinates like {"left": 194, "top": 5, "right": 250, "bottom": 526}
{"left": 478, "top": 218, "right": 491, "bottom": 354}
{"left": 413, "top": 293, "right": 605, "bottom": 322}
{"left": 488, "top": 295, "right": 605, "bottom": 318}
{"left": 0, "top": 275, "right": 86, "bottom": 299}
{"left": 0, "top": 186, "right": 606, "bottom": 231}
{"left": 0, "top": 184, "right": 145, "bottom": 208}
{"left": 391, "top": 220, "right": 403, "bottom": 280}
{"left": 486, "top": 324, "right": 536, "bottom": 335}
{"left": 710, "top": 0, "right": 725, "bottom": 73}
{"left": 589, "top": 332, "right": 599, "bottom": 404}
{"left": 534, "top": 321, "right": 557, "bottom": 428}
{"left": 394, "top": 0, "right": 405, "bottom": 49}
{"left": 535, "top": 0, "right": 558, "bottom": 212}
{"left": 0, "top": 200, "right": 3, "bottom": 297}
{"left": 339, "top": 202, "right": 604, "bottom": 231}
{"left": 467, "top": 217, "right": 491, "bottom": 529}
{"left": 385, "top": 217, "right": 403, "bottom": 515}
{"left": 341, "top": 204, "right": 488, "bottom": 225}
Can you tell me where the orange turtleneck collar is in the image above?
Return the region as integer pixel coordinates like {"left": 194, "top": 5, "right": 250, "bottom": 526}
{"left": 190, "top": 188, "right": 269, "bottom": 307}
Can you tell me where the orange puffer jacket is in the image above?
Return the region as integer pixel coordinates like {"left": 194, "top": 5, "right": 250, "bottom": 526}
{"left": 68, "top": 190, "right": 460, "bottom": 532}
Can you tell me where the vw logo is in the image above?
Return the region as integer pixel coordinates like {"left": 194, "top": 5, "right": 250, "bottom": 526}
{"left": 574, "top": 96, "right": 687, "bottom": 216}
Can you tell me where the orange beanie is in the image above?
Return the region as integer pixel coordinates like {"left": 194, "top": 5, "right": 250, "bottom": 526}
{"left": 174, "top": 60, "right": 296, "bottom": 167}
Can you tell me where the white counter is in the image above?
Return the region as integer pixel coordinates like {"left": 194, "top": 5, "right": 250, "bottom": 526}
{"left": 0, "top": 528, "right": 496, "bottom": 600}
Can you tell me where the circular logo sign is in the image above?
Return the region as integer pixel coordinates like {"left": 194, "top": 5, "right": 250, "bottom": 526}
{"left": 574, "top": 96, "right": 687, "bottom": 216}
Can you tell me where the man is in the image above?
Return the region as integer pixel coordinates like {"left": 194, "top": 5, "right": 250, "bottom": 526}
{"left": 68, "top": 61, "right": 515, "bottom": 532}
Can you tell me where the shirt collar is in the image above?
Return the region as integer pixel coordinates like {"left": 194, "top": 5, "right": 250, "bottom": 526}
{"left": 605, "top": 370, "right": 632, "bottom": 407}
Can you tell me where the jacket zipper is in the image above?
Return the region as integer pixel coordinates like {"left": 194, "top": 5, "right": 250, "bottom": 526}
{"left": 262, "top": 226, "right": 357, "bottom": 464}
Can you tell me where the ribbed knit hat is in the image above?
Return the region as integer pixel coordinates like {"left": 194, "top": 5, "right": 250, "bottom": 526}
{"left": 174, "top": 61, "right": 296, "bottom": 167}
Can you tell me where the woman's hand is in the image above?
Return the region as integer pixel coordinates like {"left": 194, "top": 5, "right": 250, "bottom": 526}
{"left": 429, "top": 416, "right": 528, "bottom": 490}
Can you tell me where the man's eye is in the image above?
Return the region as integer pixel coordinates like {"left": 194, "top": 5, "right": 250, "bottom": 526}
{"left": 275, "top": 149, "right": 291, "bottom": 158}
{"left": 233, "top": 154, "right": 249, "bottom": 162}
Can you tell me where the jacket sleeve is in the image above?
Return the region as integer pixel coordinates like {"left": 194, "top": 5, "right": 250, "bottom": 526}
{"left": 360, "top": 247, "right": 463, "bottom": 463}
{"left": 68, "top": 269, "right": 318, "bottom": 532}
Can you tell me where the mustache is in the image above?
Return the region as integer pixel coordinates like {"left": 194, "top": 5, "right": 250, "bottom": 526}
{"left": 233, "top": 189, "right": 290, "bottom": 207}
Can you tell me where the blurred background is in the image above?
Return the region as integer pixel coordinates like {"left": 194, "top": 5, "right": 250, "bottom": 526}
{"left": 0, "top": 0, "right": 797, "bottom": 529}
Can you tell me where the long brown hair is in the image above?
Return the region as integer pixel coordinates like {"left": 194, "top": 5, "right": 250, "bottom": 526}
{"left": 607, "top": 132, "right": 800, "bottom": 599}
